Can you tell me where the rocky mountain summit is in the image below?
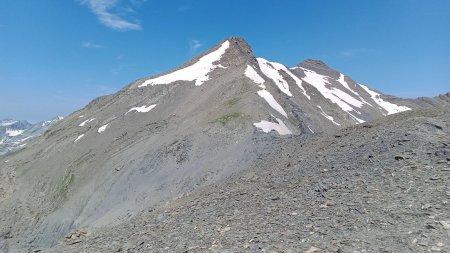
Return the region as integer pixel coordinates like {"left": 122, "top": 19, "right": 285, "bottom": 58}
{"left": 0, "top": 37, "right": 448, "bottom": 252}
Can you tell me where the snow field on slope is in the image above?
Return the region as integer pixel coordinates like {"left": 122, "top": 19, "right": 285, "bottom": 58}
{"left": 257, "top": 90, "right": 288, "bottom": 118}
{"left": 257, "top": 58, "right": 311, "bottom": 99}
{"left": 337, "top": 74, "right": 372, "bottom": 106}
{"left": 254, "top": 117, "right": 292, "bottom": 135}
{"left": 139, "top": 41, "right": 230, "bottom": 87}
{"left": 257, "top": 58, "right": 293, "bottom": 97}
{"left": 6, "top": 129, "right": 24, "bottom": 137}
{"left": 300, "top": 68, "right": 366, "bottom": 123}
{"left": 359, "top": 84, "right": 411, "bottom": 115}
{"left": 245, "top": 65, "right": 266, "bottom": 88}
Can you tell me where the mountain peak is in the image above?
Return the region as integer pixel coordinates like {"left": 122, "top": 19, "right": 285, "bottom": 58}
{"left": 225, "top": 37, "right": 252, "bottom": 50}
{"left": 295, "top": 58, "right": 341, "bottom": 79}
{"left": 212, "top": 36, "right": 255, "bottom": 62}
{"left": 187, "top": 37, "right": 254, "bottom": 65}
{"left": 138, "top": 37, "right": 256, "bottom": 87}
{"left": 297, "top": 59, "right": 331, "bottom": 70}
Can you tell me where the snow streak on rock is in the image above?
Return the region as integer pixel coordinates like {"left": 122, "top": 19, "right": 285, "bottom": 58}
{"left": 254, "top": 117, "right": 292, "bottom": 135}
{"left": 98, "top": 124, "right": 109, "bottom": 133}
{"left": 80, "top": 118, "right": 95, "bottom": 127}
{"left": 74, "top": 134, "right": 85, "bottom": 143}
{"left": 257, "top": 58, "right": 293, "bottom": 97}
{"left": 257, "top": 59, "right": 310, "bottom": 99}
{"left": 359, "top": 84, "right": 411, "bottom": 115}
{"left": 127, "top": 104, "right": 157, "bottom": 114}
{"left": 302, "top": 68, "right": 365, "bottom": 111}
{"left": 245, "top": 65, "right": 265, "bottom": 88}
{"left": 317, "top": 106, "right": 340, "bottom": 126}
{"left": 257, "top": 90, "right": 288, "bottom": 118}
{"left": 301, "top": 68, "right": 365, "bottom": 123}
{"left": 139, "top": 41, "right": 230, "bottom": 87}
{"left": 337, "top": 74, "right": 371, "bottom": 106}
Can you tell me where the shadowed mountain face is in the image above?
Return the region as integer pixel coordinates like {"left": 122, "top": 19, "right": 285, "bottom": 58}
{"left": 0, "top": 37, "right": 448, "bottom": 252}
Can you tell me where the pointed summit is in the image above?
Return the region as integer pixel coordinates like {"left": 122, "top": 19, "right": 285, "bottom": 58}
{"left": 207, "top": 37, "right": 256, "bottom": 66}
{"left": 298, "top": 59, "right": 331, "bottom": 70}
{"left": 181, "top": 37, "right": 255, "bottom": 68}
{"left": 296, "top": 59, "right": 340, "bottom": 79}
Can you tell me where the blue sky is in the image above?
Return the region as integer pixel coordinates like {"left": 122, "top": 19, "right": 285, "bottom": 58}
{"left": 1, "top": 0, "right": 449, "bottom": 121}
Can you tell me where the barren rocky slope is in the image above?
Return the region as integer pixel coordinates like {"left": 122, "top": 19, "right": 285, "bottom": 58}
{"left": 53, "top": 108, "right": 450, "bottom": 253}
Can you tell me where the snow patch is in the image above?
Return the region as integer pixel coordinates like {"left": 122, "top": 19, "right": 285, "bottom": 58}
{"left": 74, "top": 134, "right": 85, "bottom": 143}
{"left": 337, "top": 74, "right": 371, "bottom": 106}
{"left": 257, "top": 60, "right": 310, "bottom": 99}
{"left": 254, "top": 117, "right": 292, "bottom": 135}
{"left": 257, "top": 58, "right": 310, "bottom": 99}
{"left": 139, "top": 40, "right": 230, "bottom": 87}
{"left": 257, "top": 58, "right": 293, "bottom": 97}
{"left": 79, "top": 118, "right": 95, "bottom": 127}
{"left": 257, "top": 90, "right": 288, "bottom": 118}
{"left": 302, "top": 68, "right": 365, "bottom": 111}
{"left": 317, "top": 106, "right": 341, "bottom": 126}
{"left": 348, "top": 112, "right": 366, "bottom": 124}
{"left": 126, "top": 104, "right": 157, "bottom": 114}
{"left": 245, "top": 65, "right": 266, "bottom": 88}
{"left": 0, "top": 120, "right": 18, "bottom": 127}
{"left": 97, "top": 124, "right": 109, "bottom": 133}
{"left": 359, "top": 84, "right": 411, "bottom": 115}
{"left": 98, "top": 124, "right": 109, "bottom": 133}
{"left": 337, "top": 73, "right": 358, "bottom": 96}
{"left": 6, "top": 129, "right": 24, "bottom": 137}
{"left": 301, "top": 68, "right": 366, "bottom": 123}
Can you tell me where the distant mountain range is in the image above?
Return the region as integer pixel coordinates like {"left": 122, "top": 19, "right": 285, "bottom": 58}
{"left": 0, "top": 37, "right": 448, "bottom": 252}
{"left": 0, "top": 116, "right": 63, "bottom": 156}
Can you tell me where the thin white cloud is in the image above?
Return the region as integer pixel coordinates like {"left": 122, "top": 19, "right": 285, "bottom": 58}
{"left": 82, "top": 42, "right": 103, "bottom": 48}
{"left": 78, "top": 0, "right": 143, "bottom": 31}
{"left": 189, "top": 39, "right": 203, "bottom": 54}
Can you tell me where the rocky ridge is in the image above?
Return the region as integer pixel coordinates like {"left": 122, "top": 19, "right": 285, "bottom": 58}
{"left": 52, "top": 108, "right": 450, "bottom": 253}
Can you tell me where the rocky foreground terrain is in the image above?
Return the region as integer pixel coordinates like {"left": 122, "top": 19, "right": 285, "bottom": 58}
{"left": 50, "top": 108, "right": 450, "bottom": 253}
